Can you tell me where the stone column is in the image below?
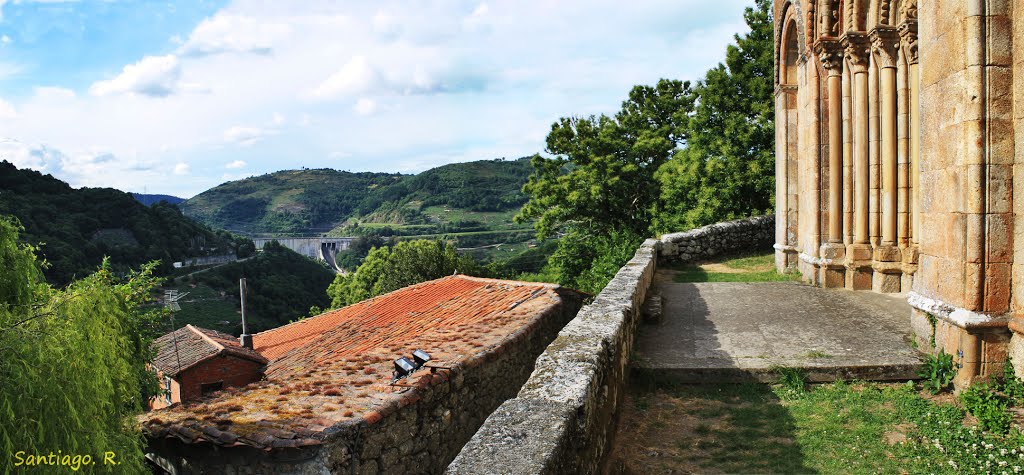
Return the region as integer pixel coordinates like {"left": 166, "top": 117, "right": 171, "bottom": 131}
{"left": 842, "top": 66, "right": 853, "bottom": 246}
{"left": 870, "top": 27, "right": 903, "bottom": 293}
{"left": 900, "top": 20, "right": 920, "bottom": 249}
{"left": 815, "top": 39, "right": 846, "bottom": 287}
{"left": 899, "top": 19, "right": 920, "bottom": 289}
{"left": 842, "top": 33, "right": 873, "bottom": 289}
{"left": 775, "top": 85, "right": 788, "bottom": 272}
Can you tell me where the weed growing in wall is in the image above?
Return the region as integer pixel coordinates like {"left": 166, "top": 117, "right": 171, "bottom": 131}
{"left": 919, "top": 350, "right": 955, "bottom": 394}
{"left": 772, "top": 365, "right": 807, "bottom": 399}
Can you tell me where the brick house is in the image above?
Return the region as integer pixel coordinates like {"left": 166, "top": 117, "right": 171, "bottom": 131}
{"left": 149, "top": 325, "right": 268, "bottom": 410}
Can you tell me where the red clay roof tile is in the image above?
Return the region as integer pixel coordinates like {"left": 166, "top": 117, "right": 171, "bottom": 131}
{"left": 143, "top": 275, "right": 574, "bottom": 450}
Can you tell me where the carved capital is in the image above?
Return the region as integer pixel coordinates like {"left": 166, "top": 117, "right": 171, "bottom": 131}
{"left": 775, "top": 84, "right": 798, "bottom": 97}
{"left": 869, "top": 26, "right": 900, "bottom": 69}
{"left": 814, "top": 39, "right": 844, "bottom": 75}
{"left": 898, "top": 19, "right": 919, "bottom": 65}
{"left": 841, "top": 33, "right": 871, "bottom": 74}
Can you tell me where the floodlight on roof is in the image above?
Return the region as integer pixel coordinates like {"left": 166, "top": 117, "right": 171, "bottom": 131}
{"left": 412, "top": 349, "right": 431, "bottom": 368}
{"left": 393, "top": 357, "right": 416, "bottom": 381}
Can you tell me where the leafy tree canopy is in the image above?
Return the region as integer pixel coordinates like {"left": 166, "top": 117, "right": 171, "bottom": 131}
{"left": 516, "top": 79, "right": 694, "bottom": 239}
{"left": 0, "top": 216, "right": 162, "bottom": 473}
{"left": 655, "top": 0, "right": 775, "bottom": 231}
{"left": 185, "top": 241, "right": 335, "bottom": 333}
{"left": 0, "top": 161, "right": 251, "bottom": 286}
{"left": 328, "top": 240, "right": 486, "bottom": 307}
{"left": 515, "top": 0, "right": 774, "bottom": 293}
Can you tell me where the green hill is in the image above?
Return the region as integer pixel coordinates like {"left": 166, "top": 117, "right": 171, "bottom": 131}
{"left": 180, "top": 168, "right": 405, "bottom": 234}
{"left": 0, "top": 160, "right": 252, "bottom": 286}
{"left": 132, "top": 193, "right": 185, "bottom": 206}
{"left": 167, "top": 241, "right": 334, "bottom": 335}
{"left": 181, "top": 158, "right": 535, "bottom": 237}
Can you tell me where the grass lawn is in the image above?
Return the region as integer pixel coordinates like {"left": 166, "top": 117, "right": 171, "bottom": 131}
{"left": 667, "top": 251, "right": 801, "bottom": 283}
{"left": 611, "top": 379, "right": 1024, "bottom": 474}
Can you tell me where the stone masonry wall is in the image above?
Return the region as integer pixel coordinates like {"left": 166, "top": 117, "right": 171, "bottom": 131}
{"left": 659, "top": 215, "right": 775, "bottom": 264}
{"left": 151, "top": 290, "right": 584, "bottom": 475}
{"left": 445, "top": 239, "right": 658, "bottom": 475}
{"left": 447, "top": 215, "right": 774, "bottom": 474}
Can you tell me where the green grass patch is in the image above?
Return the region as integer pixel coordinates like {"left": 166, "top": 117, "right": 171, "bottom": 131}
{"left": 673, "top": 269, "right": 798, "bottom": 283}
{"left": 160, "top": 284, "right": 242, "bottom": 333}
{"left": 612, "top": 379, "right": 1024, "bottom": 474}
{"left": 669, "top": 251, "right": 801, "bottom": 283}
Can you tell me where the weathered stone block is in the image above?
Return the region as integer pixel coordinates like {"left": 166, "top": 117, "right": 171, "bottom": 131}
{"left": 848, "top": 268, "right": 873, "bottom": 291}
{"left": 872, "top": 271, "right": 902, "bottom": 293}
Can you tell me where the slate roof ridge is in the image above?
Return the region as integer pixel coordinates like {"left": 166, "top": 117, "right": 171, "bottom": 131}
{"left": 187, "top": 324, "right": 226, "bottom": 351}
{"left": 451, "top": 274, "right": 561, "bottom": 289}
{"left": 252, "top": 275, "right": 551, "bottom": 343}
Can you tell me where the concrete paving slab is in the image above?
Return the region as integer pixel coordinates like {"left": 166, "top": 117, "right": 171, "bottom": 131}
{"left": 633, "top": 274, "right": 924, "bottom": 383}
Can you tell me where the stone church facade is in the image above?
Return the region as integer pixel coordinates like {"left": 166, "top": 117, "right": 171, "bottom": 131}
{"left": 773, "top": 0, "right": 1024, "bottom": 385}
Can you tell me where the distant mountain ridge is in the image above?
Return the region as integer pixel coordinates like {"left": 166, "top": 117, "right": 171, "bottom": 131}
{"left": 181, "top": 158, "right": 534, "bottom": 235}
{"left": 0, "top": 161, "right": 251, "bottom": 285}
{"left": 132, "top": 193, "right": 185, "bottom": 206}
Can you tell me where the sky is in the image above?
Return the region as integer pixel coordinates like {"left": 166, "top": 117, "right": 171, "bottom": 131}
{"left": 0, "top": 0, "right": 754, "bottom": 198}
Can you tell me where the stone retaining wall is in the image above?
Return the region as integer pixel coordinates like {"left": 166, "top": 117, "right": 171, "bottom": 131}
{"left": 446, "top": 239, "right": 658, "bottom": 474}
{"left": 658, "top": 215, "right": 775, "bottom": 264}
{"left": 447, "top": 215, "right": 773, "bottom": 474}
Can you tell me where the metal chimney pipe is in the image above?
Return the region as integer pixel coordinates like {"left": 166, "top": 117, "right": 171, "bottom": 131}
{"left": 239, "top": 278, "right": 253, "bottom": 349}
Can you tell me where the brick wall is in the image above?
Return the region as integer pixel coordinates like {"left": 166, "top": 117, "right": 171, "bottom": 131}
{"left": 178, "top": 356, "right": 265, "bottom": 402}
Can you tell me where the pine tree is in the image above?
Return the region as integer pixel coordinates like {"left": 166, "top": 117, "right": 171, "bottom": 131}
{"left": 655, "top": 0, "right": 775, "bottom": 231}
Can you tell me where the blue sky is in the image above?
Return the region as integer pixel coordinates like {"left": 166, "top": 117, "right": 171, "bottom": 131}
{"left": 0, "top": 0, "right": 753, "bottom": 197}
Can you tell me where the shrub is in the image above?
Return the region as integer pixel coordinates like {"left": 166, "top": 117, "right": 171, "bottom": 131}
{"left": 960, "top": 382, "right": 1011, "bottom": 434}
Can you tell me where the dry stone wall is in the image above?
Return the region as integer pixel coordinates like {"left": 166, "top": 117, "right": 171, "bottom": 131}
{"left": 447, "top": 215, "right": 774, "bottom": 474}
{"left": 659, "top": 215, "right": 775, "bottom": 264}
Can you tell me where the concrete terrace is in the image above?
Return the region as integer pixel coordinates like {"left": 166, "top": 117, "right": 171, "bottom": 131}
{"left": 633, "top": 271, "right": 923, "bottom": 382}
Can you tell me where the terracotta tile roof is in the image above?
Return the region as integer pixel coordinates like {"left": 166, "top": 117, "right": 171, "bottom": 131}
{"left": 143, "top": 276, "right": 575, "bottom": 450}
{"left": 152, "top": 324, "right": 268, "bottom": 376}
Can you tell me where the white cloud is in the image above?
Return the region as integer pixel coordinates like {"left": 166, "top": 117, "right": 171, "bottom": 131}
{"left": 0, "top": 139, "right": 62, "bottom": 172}
{"left": 353, "top": 98, "right": 377, "bottom": 116}
{"left": 463, "top": 3, "right": 491, "bottom": 32}
{"left": 2, "top": 0, "right": 752, "bottom": 196}
{"left": 225, "top": 159, "right": 246, "bottom": 169}
{"left": 0, "top": 139, "right": 166, "bottom": 190}
{"left": 0, "top": 98, "right": 15, "bottom": 119}
{"left": 1, "top": 35, "right": 10, "bottom": 45}
{"left": 33, "top": 86, "right": 75, "bottom": 101}
{"left": 223, "top": 126, "right": 272, "bottom": 146}
{"left": 173, "top": 162, "right": 190, "bottom": 175}
{"left": 371, "top": 10, "right": 399, "bottom": 39}
{"left": 311, "top": 55, "right": 378, "bottom": 99}
{"left": 89, "top": 55, "right": 205, "bottom": 97}
{"left": 0, "top": 61, "right": 21, "bottom": 80}
{"left": 180, "top": 13, "right": 292, "bottom": 57}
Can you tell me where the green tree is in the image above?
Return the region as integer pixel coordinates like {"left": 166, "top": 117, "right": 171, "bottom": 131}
{"left": 516, "top": 79, "right": 693, "bottom": 239}
{"left": 0, "top": 217, "right": 162, "bottom": 474}
{"left": 655, "top": 0, "right": 775, "bottom": 231}
{"left": 513, "top": 80, "right": 692, "bottom": 292}
{"left": 328, "top": 240, "right": 485, "bottom": 307}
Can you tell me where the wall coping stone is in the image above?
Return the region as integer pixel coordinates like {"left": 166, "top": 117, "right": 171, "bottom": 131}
{"left": 448, "top": 216, "right": 773, "bottom": 474}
